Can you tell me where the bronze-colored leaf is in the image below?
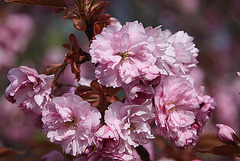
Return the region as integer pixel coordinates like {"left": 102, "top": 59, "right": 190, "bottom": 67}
{"left": 0, "top": 147, "right": 24, "bottom": 158}
{"left": 97, "top": 13, "right": 111, "bottom": 21}
{"left": 75, "top": 85, "right": 93, "bottom": 96}
{"left": 90, "top": 80, "right": 105, "bottom": 93}
{"left": 196, "top": 144, "right": 240, "bottom": 159}
{"left": 94, "top": 21, "right": 104, "bottom": 36}
{"left": 107, "top": 87, "right": 122, "bottom": 96}
{"left": 73, "top": 18, "right": 87, "bottom": 31}
{"left": 80, "top": 91, "right": 100, "bottom": 107}
{"left": 91, "top": 1, "right": 109, "bottom": 15}
{"left": 4, "top": 0, "right": 67, "bottom": 8}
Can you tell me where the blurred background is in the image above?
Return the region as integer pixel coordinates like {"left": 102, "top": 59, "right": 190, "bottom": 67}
{"left": 0, "top": 0, "right": 240, "bottom": 160}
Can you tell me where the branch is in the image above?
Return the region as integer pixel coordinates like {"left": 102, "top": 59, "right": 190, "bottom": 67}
{"left": 135, "top": 145, "right": 151, "bottom": 161}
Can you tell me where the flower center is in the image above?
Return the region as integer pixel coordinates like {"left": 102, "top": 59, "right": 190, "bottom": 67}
{"left": 62, "top": 117, "right": 77, "bottom": 129}
{"left": 168, "top": 107, "right": 177, "bottom": 113}
{"left": 167, "top": 100, "right": 177, "bottom": 113}
{"left": 117, "top": 50, "right": 129, "bottom": 61}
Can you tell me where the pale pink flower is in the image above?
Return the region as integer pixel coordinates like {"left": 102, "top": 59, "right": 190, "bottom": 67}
{"left": 145, "top": 26, "right": 171, "bottom": 76}
{"left": 189, "top": 67, "right": 205, "bottom": 89}
{"left": 216, "top": 124, "right": 237, "bottom": 144}
{"left": 41, "top": 150, "right": 65, "bottom": 161}
{"left": 123, "top": 80, "right": 155, "bottom": 105}
{"left": 42, "top": 93, "right": 101, "bottom": 156}
{"left": 237, "top": 72, "right": 240, "bottom": 77}
{"left": 104, "top": 101, "right": 155, "bottom": 148}
{"left": 5, "top": 66, "right": 53, "bottom": 114}
{"left": 146, "top": 27, "right": 199, "bottom": 76}
{"left": 195, "top": 95, "right": 215, "bottom": 133}
{"left": 94, "top": 125, "right": 134, "bottom": 160}
{"left": 154, "top": 76, "right": 215, "bottom": 149}
{"left": 166, "top": 31, "right": 199, "bottom": 75}
{"left": 89, "top": 21, "right": 158, "bottom": 87}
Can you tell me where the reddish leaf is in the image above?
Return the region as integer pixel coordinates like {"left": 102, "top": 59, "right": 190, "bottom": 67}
{"left": 80, "top": 91, "right": 100, "bottom": 107}
{"left": 75, "top": 85, "right": 93, "bottom": 95}
{"left": 196, "top": 144, "right": 240, "bottom": 159}
{"left": 107, "top": 87, "right": 122, "bottom": 96}
{"left": 91, "top": 1, "right": 109, "bottom": 18}
{"left": 0, "top": 147, "right": 24, "bottom": 158}
{"left": 97, "top": 13, "right": 111, "bottom": 21}
{"left": 62, "top": 8, "right": 78, "bottom": 20}
{"left": 73, "top": 18, "right": 87, "bottom": 31}
{"left": 94, "top": 21, "right": 104, "bottom": 36}
{"left": 4, "top": 0, "right": 67, "bottom": 7}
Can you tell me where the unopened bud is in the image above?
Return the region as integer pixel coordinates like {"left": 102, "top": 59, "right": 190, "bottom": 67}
{"left": 216, "top": 124, "right": 237, "bottom": 144}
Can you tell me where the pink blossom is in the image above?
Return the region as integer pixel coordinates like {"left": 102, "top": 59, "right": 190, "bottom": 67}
{"left": 216, "top": 124, "right": 237, "bottom": 144}
{"left": 237, "top": 72, "right": 240, "bottom": 77}
{"left": 166, "top": 31, "right": 199, "bottom": 75}
{"left": 42, "top": 93, "right": 101, "bottom": 156}
{"left": 89, "top": 21, "right": 158, "bottom": 87}
{"left": 41, "top": 150, "right": 65, "bottom": 161}
{"left": 5, "top": 66, "right": 54, "bottom": 114}
{"left": 146, "top": 27, "right": 199, "bottom": 76}
{"left": 123, "top": 80, "right": 155, "bottom": 105}
{"left": 154, "top": 76, "right": 215, "bottom": 149}
{"left": 94, "top": 125, "right": 134, "bottom": 160}
{"left": 195, "top": 95, "right": 215, "bottom": 133}
{"left": 104, "top": 101, "right": 155, "bottom": 148}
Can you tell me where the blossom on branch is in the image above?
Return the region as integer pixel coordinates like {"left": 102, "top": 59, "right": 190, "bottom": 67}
{"left": 154, "top": 76, "right": 215, "bottom": 149}
{"left": 92, "top": 125, "right": 135, "bottom": 160}
{"left": 90, "top": 21, "right": 159, "bottom": 88}
{"left": 42, "top": 93, "right": 101, "bottom": 156}
{"left": 5, "top": 66, "right": 53, "bottom": 114}
{"left": 146, "top": 27, "right": 199, "bottom": 76}
{"left": 216, "top": 124, "right": 238, "bottom": 144}
{"left": 104, "top": 101, "right": 155, "bottom": 148}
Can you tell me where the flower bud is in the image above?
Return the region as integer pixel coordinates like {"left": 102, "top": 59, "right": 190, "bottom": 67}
{"left": 216, "top": 124, "right": 237, "bottom": 143}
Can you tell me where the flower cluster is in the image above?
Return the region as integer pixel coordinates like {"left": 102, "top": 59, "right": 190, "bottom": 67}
{"left": 5, "top": 20, "right": 216, "bottom": 160}
{"left": 89, "top": 21, "right": 199, "bottom": 104}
